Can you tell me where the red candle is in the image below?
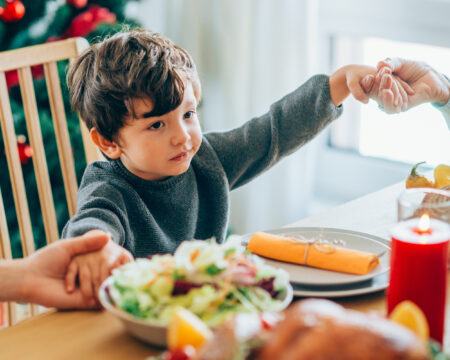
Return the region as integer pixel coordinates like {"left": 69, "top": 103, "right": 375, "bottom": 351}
{"left": 387, "top": 216, "right": 450, "bottom": 344}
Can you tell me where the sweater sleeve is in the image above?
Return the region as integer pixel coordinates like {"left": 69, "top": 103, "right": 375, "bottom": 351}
{"left": 205, "top": 74, "right": 342, "bottom": 190}
{"left": 432, "top": 74, "right": 450, "bottom": 129}
{"left": 62, "top": 182, "right": 128, "bottom": 246}
{"left": 433, "top": 101, "right": 450, "bottom": 129}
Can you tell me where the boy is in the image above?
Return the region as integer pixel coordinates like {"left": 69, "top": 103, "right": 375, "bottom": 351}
{"left": 63, "top": 29, "right": 405, "bottom": 300}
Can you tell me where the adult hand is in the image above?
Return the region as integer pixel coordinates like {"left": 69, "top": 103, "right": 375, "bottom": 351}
{"left": 18, "top": 231, "right": 109, "bottom": 309}
{"left": 361, "top": 57, "right": 450, "bottom": 113}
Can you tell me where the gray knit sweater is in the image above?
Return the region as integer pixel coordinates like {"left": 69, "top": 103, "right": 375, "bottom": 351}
{"left": 62, "top": 75, "right": 342, "bottom": 257}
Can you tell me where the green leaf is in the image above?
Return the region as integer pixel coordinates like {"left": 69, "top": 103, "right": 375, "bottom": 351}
{"left": 205, "top": 264, "right": 223, "bottom": 276}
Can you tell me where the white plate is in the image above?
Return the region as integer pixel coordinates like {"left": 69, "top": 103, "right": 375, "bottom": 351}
{"left": 291, "top": 272, "right": 388, "bottom": 298}
{"left": 243, "top": 227, "right": 390, "bottom": 286}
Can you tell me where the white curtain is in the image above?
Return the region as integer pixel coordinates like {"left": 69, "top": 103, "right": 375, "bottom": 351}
{"left": 135, "top": 0, "right": 321, "bottom": 234}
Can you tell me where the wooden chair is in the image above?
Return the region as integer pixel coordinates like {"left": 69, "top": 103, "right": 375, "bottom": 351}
{"left": 0, "top": 38, "right": 100, "bottom": 326}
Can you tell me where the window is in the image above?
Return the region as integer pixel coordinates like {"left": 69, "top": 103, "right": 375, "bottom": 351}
{"left": 313, "top": 0, "right": 450, "bottom": 206}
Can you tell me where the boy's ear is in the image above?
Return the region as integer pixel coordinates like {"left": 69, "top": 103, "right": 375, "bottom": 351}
{"left": 90, "top": 128, "right": 122, "bottom": 159}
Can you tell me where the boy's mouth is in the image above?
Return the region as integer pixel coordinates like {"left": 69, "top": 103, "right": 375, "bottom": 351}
{"left": 170, "top": 151, "right": 188, "bottom": 161}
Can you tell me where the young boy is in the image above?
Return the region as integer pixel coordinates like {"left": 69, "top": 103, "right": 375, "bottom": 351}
{"left": 62, "top": 29, "right": 405, "bottom": 300}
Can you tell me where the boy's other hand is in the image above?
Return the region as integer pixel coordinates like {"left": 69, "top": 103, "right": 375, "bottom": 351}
{"left": 329, "top": 65, "right": 377, "bottom": 106}
{"left": 65, "top": 235, "right": 133, "bottom": 301}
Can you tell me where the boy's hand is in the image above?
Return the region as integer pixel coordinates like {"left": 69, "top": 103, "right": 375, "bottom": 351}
{"left": 65, "top": 236, "right": 133, "bottom": 301}
{"left": 329, "top": 64, "right": 378, "bottom": 106}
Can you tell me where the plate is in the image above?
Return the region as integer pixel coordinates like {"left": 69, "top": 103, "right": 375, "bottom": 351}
{"left": 292, "top": 272, "right": 388, "bottom": 298}
{"left": 242, "top": 227, "right": 390, "bottom": 286}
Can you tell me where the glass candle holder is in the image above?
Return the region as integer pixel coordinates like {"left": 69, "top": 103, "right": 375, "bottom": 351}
{"left": 397, "top": 188, "right": 450, "bottom": 223}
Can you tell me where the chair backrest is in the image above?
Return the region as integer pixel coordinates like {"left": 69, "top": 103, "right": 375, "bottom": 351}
{"left": 0, "top": 38, "right": 100, "bottom": 326}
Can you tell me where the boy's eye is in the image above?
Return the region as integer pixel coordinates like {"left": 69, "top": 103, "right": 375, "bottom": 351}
{"left": 184, "top": 111, "right": 195, "bottom": 119}
{"left": 149, "top": 121, "right": 164, "bottom": 130}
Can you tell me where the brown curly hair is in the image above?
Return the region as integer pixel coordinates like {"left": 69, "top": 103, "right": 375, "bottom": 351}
{"left": 67, "top": 28, "right": 201, "bottom": 141}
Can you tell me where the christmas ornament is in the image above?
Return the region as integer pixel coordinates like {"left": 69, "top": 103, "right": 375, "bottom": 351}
{"left": 17, "top": 135, "right": 33, "bottom": 165}
{"left": 65, "top": 5, "right": 116, "bottom": 38}
{"left": 1, "top": 0, "right": 25, "bottom": 22}
{"left": 67, "top": 0, "right": 88, "bottom": 9}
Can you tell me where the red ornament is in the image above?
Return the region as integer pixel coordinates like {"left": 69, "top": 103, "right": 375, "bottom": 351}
{"left": 65, "top": 5, "right": 116, "bottom": 38}
{"left": 67, "top": 0, "right": 88, "bottom": 9}
{"left": 1, "top": 0, "right": 26, "bottom": 22}
{"left": 17, "top": 135, "right": 33, "bottom": 165}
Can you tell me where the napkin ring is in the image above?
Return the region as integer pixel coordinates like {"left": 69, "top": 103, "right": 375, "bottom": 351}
{"left": 283, "top": 234, "right": 346, "bottom": 266}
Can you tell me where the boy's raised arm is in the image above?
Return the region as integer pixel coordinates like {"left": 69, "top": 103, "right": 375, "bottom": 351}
{"left": 206, "top": 74, "right": 343, "bottom": 190}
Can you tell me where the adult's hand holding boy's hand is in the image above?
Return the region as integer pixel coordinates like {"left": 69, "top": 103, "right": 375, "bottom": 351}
{"left": 361, "top": 57, "right": 450, "bottom": 113}
{"left": 15, "top": 231, "right": 109, "bottom": 309}
{"left": 330, "top": 64, "right": 414, "bottom": 110}
{"left": 65, "top": 233, "right": 133, "bottom": 302}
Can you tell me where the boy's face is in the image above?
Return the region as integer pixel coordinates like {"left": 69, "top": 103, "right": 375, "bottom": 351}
{"left": 117, "top": 82, "right": 202, "bottom": 180}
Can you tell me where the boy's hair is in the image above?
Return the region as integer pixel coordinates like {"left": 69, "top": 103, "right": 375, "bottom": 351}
{"left": 67, "top": 28, "right": 201, "bottom": 141}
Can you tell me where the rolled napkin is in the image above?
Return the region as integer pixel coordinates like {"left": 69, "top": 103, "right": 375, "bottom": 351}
{"left": 247, "top": 232, "right": 380, "bottom": 275}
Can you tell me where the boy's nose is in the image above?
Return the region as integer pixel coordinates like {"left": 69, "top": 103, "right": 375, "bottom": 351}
{"left": 171, "top": 122, "right": 191, "bottom": 146}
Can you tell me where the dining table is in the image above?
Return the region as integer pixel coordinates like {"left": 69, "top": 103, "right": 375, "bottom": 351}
{"left": 1, "top": 181, "right": 449, "bottom": 359}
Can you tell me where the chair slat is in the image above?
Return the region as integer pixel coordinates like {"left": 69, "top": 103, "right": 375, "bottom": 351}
{"left": 0, "top": 189, "right": 12, "bottom": 260}
{"left": 0, "top": 38, "right": 89, "bottom": 72}
{"left": 18, "top": 67, "right": 59, "bottom": 244}
{"left": 0, "top": 189, "right": 16, "bottom": 327}
{"left": 0, "top": 72, "right": 35, "bottom": 256}
{"left": 44, "top": 62, "right": 78, "bottom": 216}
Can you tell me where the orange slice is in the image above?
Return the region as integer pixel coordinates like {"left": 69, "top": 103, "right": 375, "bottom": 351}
{"left": 167, "top": 307, "right": 213, "bottom": 350}
{"left": 434, "top": 164, "right": 450, "bottom": 188}
{"left": 389, "top": 301, "right": 429, "bottom": 342}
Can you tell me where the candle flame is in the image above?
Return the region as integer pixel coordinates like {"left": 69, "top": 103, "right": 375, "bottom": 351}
{"left": 418, "top": 214, "right": 431, "bottom": 232}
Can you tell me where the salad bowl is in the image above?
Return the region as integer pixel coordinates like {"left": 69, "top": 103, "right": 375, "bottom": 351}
{"left": 99, "top": 277, "right": 168, "bottom": 347}
{"left": 98, "top": 238, "right": 293, "bottom": 347}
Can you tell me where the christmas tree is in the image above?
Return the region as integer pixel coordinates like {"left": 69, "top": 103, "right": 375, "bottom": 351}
{"left": 0, "top": 0, "right": 142, "bottom": 258}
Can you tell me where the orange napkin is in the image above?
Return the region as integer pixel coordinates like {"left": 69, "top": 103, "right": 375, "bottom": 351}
{"left": 247, "top": 232, "right": 380, "bottom": 275}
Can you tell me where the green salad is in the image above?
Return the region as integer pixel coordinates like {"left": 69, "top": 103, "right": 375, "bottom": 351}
{"left": 107, "top": 237, "right": 292, "bottom": 326}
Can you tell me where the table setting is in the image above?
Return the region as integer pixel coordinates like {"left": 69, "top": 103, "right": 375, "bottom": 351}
{"left": 91, "top": 185, "right": 449, "bottom": 359}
